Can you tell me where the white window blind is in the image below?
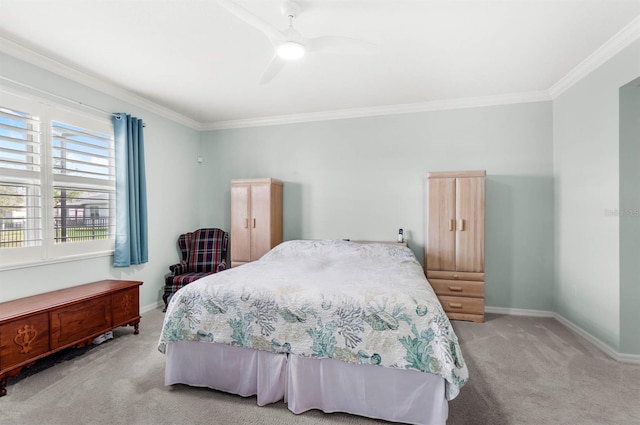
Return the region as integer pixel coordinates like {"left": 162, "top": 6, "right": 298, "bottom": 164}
{"left": 0, "top": 88, "right": 115, "bottom": 268}
{"left": 0, "top": 106, "right": 42, "bottom": 248}
{"left": 51, "top": 121, "right": 115, "bottom": 244}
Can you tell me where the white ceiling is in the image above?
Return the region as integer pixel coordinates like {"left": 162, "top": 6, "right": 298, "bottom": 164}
{"left": 1, "top": 0, "right": 639, "bottom": 129}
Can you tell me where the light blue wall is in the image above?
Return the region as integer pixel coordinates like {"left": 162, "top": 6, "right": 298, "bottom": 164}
{"left": 553, "top": 39, "right": 640, "bottom": 352}
{"left": 199, "top": 102, "right": 555, "bottom": 311}
{"left": 0, "top": 53, "right": 202, "bottom": 309}
{"left": 620, "top": 76, "right": 640, "bottom": 354}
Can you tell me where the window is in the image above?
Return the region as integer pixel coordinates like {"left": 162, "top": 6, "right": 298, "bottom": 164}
{"left": 0, "top": 88, "right": 115, "bottom": 268}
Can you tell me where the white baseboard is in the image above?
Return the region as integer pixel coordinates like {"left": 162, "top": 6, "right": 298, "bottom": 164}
{"left": 485, "top": 306, "right": 555, "bottom": 318}
{"left": 141, "top": 301, "right": 164, "bottom": 314}
{"left": 485, "top": 306, "right": 640, "bottom": 365}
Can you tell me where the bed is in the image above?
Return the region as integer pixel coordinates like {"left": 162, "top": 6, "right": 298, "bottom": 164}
{"left": 158, "top": 239, "right": 468, "bottom": 425}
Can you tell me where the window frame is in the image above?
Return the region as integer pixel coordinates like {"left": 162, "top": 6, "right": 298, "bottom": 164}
{"left": 0, "top": 87, "right": 115, "bottom": 270}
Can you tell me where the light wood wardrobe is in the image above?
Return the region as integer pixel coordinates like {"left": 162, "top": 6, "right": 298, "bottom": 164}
{"left": 230, "top": 178, "right": 283, "bottom": 268}
{"left": 425, "top": 170, "right": 485, "bottom": 323}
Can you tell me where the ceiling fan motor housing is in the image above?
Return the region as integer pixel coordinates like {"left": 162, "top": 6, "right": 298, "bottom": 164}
{"left": 281, "top": 1, "right": 301, "bottom": 18}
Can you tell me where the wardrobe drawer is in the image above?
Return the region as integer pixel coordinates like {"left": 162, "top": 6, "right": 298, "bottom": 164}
{"left": 426, "top": 270, "right": 484, "bottom": 281}
{"left": 429, "top": 279, "right": 484, "bottom": 298}
{"left": 437, "top": 295, "right": 484, "bottom": 316}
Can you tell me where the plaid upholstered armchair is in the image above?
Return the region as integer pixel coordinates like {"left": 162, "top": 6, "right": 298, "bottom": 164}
{"left": 163, "top": 228, "right": 229, "bottom": 311}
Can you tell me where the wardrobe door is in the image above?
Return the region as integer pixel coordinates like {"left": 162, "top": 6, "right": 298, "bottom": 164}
{"left": 455, "top": 176, "right": 485, "bottom": 272}
{"left": 231, "top": 183, "right": 251, "bottom": 265}
{"left": 249, "top": 182, "right": 272, "bottom": 261}
{"left": 426, "top": 177, "right": 456, "bottom": 271}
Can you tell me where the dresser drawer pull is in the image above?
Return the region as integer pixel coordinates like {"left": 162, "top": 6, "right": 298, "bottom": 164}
{"left": 448, "top": 286, "right": 463, "bottom": 292}
{"left": 449, "top": 302, "right": 463, "bottom": 308}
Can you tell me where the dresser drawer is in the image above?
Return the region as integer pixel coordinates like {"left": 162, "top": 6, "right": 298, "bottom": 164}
{"left": 429, "top": 279, "right": 484, "bottom": 298}
{"left": 426, "top": 270, "right": 484, "bottom": 281}
{"left": 0, "top": 313, "right": 50, "bottom": 372}
{"left": 112, "top": 288, "right": 140, "bottom": 327}
{"left": 437, "top": 295, "right": 484, "bottom": 316}
{"left": 50, "top": 297, "right": 112, "bottom": 349}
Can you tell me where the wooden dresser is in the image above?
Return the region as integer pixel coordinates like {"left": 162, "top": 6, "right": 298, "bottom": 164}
{"left": 0, "top": 279, "right": 143, "bottom": 396}
{"left": 425, "top": 171, "right": 485, "bottom": 323}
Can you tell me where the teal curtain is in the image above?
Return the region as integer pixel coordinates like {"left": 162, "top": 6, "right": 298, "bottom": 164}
{"left": 112, "top": 113, "right": 148, "bottom": 267}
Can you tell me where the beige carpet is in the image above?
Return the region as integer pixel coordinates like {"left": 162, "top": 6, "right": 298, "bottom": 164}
{"left": 1, "top": 308, "right": 639, "bottom": 425}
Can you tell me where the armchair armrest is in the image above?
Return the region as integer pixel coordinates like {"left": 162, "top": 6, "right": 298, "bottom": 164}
{"left": 169, "top": 261, "right": 188, "bottom": 276}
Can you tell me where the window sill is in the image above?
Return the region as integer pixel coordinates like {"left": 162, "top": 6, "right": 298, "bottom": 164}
{"left": 0, "top": 250, "right": 114, "bottom": 272}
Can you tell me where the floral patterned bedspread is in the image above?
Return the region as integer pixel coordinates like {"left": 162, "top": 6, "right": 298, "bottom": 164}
{"left": 158, "top": 239, "right": 468, "bottom": 400}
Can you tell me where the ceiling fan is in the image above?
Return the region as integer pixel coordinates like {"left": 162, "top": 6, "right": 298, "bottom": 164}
{"left": 217, "top": 0, "right": 377, "bottom": 84}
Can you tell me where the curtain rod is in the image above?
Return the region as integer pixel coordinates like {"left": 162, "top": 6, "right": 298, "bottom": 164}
{"left": 0, "top": 75, "right": 146, "bottom": 126}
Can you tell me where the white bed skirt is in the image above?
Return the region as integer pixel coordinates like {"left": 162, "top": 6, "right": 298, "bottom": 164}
{"left": 165, "top": 341, "right": 448, "bottom": 425}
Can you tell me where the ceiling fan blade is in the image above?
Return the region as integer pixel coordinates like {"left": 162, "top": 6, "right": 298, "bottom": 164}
{"left": 259, "top": 54, "right": 286, "bottom": 84}
{"left": 218, "top": 0, "right": 286, "bottom": 44}
{"left": 307, "top": 36, "right": 379, "bottom": 55}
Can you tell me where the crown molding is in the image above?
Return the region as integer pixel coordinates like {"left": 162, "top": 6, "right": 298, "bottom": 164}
{"left": 201, "top": 91, "right": 551, "bottom": 131}
{"left": 0, "top": 34, "right": 202, "bottom": 130}
{"left": 549, "top": 15, "right": 640, "bottom": 98}
{"left": 3, "top": 10, "right": 637, "bottom": 132}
